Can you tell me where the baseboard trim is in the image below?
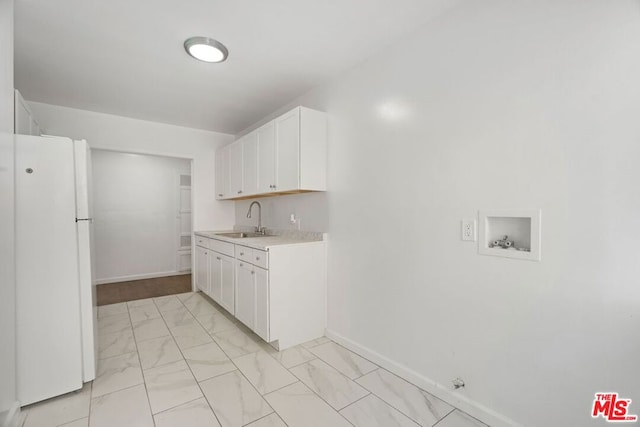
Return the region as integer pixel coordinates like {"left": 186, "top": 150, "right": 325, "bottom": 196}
{"left": 1, "top": 402, "right": 22, "bottom": 427}
{"left": 96, "top": 271, "right": 190, "bottom": 285}
{"left": 325, "top": 329, "right": 522, "bottom": 427}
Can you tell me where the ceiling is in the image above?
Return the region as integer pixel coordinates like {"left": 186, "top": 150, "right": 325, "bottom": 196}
{"left": 14, "top": 0, "right": 457, "bottom": 134}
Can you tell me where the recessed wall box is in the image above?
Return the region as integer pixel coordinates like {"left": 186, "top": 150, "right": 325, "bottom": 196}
{"left": 478, "top": 209, "right": 541, "bottom": 261}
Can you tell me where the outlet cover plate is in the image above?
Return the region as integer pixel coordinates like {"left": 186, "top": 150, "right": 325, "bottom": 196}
{"left": 461, "top": 219, "right": 476, "bottom": 241}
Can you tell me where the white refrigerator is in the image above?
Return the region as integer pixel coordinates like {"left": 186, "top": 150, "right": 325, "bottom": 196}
{"left": 15, "top": 135, "right": 97, "bottom": 406}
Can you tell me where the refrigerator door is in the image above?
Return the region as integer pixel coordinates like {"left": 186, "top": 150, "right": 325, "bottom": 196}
{"left": 74, "top": 139, "right": 97, "bottom": 382}
{"left": 15, "top": 135, "right": 83, "bottom": 405}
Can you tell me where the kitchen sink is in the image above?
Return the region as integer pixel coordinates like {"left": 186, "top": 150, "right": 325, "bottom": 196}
{"left": 215, "top": 232, "right": 267, "bottom": 238}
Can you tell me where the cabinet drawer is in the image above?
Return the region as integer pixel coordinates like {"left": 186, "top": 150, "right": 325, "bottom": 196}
{"left": 236, "top": 246, "right": 254, "bottom": 264}
{"left": 208, "top": 238, "right": 234, "bottom": 257}
{"left": 252, "top": 249, "right": 268, "bottom": 269}
{"left": 195, "top": 236, "right": 209, "bottom": 248}
{"left": 236, "top": 246, "right": 268, "bottom": 268}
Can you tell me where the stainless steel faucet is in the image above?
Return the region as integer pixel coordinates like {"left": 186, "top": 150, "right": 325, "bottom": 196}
{"left": 246, "top": 201, "right": 265, "bottom": 234}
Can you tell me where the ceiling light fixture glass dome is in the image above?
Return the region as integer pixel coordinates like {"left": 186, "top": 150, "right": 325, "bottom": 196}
{"left": 184, "top": 37, "right": 229, "bottom": 63}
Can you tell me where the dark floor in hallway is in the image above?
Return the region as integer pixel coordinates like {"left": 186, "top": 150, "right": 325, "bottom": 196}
{"left": 97, "top": 274, "right": 192, "bottom": 305}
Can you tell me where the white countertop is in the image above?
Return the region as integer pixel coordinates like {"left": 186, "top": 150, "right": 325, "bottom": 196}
{"left": 194, "top": 230, "right": 324, "bottom": 250}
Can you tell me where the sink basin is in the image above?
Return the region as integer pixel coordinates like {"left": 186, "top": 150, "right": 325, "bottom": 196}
{"left": 215, "top": 232, "right": 266, "bottom": 239}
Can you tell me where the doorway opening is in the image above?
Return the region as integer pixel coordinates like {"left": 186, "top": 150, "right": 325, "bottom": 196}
{"left": 90, "top": 150, "right": 193, "bottom": 304}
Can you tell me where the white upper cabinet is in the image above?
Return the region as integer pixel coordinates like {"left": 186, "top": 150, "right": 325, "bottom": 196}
{"left": 242, "top": 131, "right": 259, "bottom": 196}
{"left": 274, "top": 108, "right": 300, "bottom": 192}
{"left": 297, "top": 107, "right": 327, "bottom": 191}
{"left": 228, "top": 139, "right": 244, "bottom": 197}
{"left": 256, "top": 122, "right": 276, "bottom": 194}
{"left": 215, "top": 106, "right": 327, "bottom": 200}
{"left": 215, "top": 145, "right": 229, "bottom": 200}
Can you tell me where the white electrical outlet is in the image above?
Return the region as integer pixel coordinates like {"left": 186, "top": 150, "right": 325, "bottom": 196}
{"left": 461, "top": 219, "right": 476, "bottom": 241}
{"left": 289, "top": 214, "right": 301, "bottom": 230}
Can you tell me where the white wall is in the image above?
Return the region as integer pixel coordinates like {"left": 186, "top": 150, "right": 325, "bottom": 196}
{"left": 92, "top": 150, "right": 191, "bottom": 283}
{"left": 236, "top": 1, "right": 640, "bottom": 426}
{"left": 28, "top": 102, "right": 235, "bottom": 234}
{"left": 0, "top": 1, "right": 17, "bottom": 426}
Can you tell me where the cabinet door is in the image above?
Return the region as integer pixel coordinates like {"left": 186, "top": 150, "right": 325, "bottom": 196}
{"left": 235, "top": 262, "right": 255, "bottom": 329}
{"left": 257, "top": 122, "right": 276, "bottom": 193}
{"left": 228, "top": 140, "right": 244, "bottom": 197}
{"left": 209, "top": 252, "right": 222, "bottom": 302}
{"left": 274, "top": 108, "right": 300, "bottom": 192}
{"left": 242, "top": 132, "right": 258, "bottom": 196}
{"left": 215, "top": 146, "right": 229, "bottom": 200}
{"left": 219, "top": 254, "right": 235, "bottom": 314}
{"left": 254, "top": 267, "right": 269, "bottom": 342}
{"left": 195, "top": 246, "right": 209, "bottom": 294}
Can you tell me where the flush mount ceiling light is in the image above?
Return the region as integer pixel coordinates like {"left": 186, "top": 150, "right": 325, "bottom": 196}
{"left": 184, "top": 37, "right": 229, "bottom": 63}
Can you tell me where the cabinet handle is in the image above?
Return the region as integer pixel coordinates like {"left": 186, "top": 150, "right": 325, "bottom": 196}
{"left": 217, "top": 257, "right": 221, "bottom": 260}
{"left": 237, "top": 190, "right": 243, "bottom": 194}
{"left": 251, "top": 271, "right": 255, "bottom": 275}
{"left": 255, "top": 256, "right": 260, "bottom": 261}
{"left": 239, "top": 263, "right": 243, "bottom": 267}
{"left": 240, "top": 252, "right": 244, "bottom": 256}
{"left": 218, "top": 193, "right": 223, "bottom": 197}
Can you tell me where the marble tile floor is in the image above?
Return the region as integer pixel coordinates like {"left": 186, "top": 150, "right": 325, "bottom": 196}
{"left": 20, "top": 292, "right": 488, "bottom": 427}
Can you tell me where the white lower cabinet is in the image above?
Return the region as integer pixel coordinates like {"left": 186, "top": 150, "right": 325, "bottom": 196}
{"left": 254, "top": 267, "right": 269, "bottom": 342}
{"left": 195, "top": 246, "right": 209, "bottom": 294}
{"left": 219, "top": 255, "right": 235, "bottom": 314}
{"left": 195, "top": 233, "right": 326, "bottom": 350}
{"left": 235, "top": 261, "right": 255, "bottom": 328}
{"left": 209, "top": 251, "right": 235, "bottom": 315}
{"left": 235, "top": 257, "right": 269, "bottom": 342}
{"left": 209, "top": 252, "right": 222, "bottom": 302}
{"left": 196, "top": 241, "right": 235, "bottom": 314}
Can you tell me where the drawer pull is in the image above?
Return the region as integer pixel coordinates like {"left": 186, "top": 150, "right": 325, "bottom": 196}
{"left": 240, "top": 252, "right": 244, "bottom": 256}
{"left": 216, "top": 257, "right": 221, "bottom": 260}
{"left": 251, "top": 271, "right": 255, "bottom": 275}
{"left": 218, "top": 193, "right": 223, "bottom": 197}
{"left": 239, "top": 263, "right": 243, "bottom": 267}
{"left": 237, "top": 190, "right": 243, "bottom": 194}
{"left": 255, "top": 256, "right": 260, "bottom": 261}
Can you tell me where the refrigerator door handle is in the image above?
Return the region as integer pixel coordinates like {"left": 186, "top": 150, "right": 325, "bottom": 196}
{"left": 75, "top": 217, "right": 93, "bottom": 223}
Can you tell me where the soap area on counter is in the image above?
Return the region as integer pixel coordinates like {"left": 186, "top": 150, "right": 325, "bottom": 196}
{"left": 194, "top": 227, "right": 327, "bottom": 351}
